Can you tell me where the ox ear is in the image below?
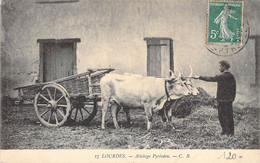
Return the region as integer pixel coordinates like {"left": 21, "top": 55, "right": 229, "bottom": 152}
{"left": 169, "top": 69, "right": 181, "bottom": 79}
{"left": 168, "top": 69, "right": 181, "bottom": 81}
{"left": 169, "top": 70, "right": 175, "bottom": 79}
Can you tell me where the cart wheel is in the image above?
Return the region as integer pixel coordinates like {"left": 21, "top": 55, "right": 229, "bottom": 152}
{"left": 70, "top": 97, "right": 97, "bottom": 125}
{"left": 34, "top": 83, "right": 71, "bottom": 127}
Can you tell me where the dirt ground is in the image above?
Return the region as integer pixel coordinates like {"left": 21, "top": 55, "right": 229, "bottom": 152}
{"left": 1, "top": 98, "right": 259, "bottom": 149}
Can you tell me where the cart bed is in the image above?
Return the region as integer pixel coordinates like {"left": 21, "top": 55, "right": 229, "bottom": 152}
{"left": 14, "top": 68, "right": 114, "bottom": 100}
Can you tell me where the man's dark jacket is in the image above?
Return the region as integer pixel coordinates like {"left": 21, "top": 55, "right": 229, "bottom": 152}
{"left": 199, "top": 71, "right": 236, "bottom": 101}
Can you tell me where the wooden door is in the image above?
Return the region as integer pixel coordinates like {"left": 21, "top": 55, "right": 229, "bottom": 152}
{"left": 147, "top": 40, "right": 161, "bottom": 77}
{"left": 145, "top": 38, "right": 173, "bottom": 78}
{"left": 160, "top": 40, "right": 171, "bottom": 78}
{"left": 42, "top": 42, "right": 75, "bottom": 82}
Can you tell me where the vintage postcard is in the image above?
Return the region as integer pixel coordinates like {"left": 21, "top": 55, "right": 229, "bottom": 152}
{"left": 1, "top": 0, "right": 259, "bottom": 162}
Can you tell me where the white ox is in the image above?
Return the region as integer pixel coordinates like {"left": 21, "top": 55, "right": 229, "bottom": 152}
{"left": 100, "top": 72, "right": 191, "bottom": 130}
{"left": 120, "top": 67, "right": 200, "bottom": 125}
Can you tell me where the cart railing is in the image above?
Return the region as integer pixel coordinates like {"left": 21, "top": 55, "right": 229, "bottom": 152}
{"left": 14, "top": 68, "right": 114, "bottom": 100}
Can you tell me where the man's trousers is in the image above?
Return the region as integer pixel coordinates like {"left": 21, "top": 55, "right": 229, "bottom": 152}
{"left": 217, "top": 101, "right": 234, "bottom": 135}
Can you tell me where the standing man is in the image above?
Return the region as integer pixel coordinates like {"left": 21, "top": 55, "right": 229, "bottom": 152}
{"left": 193, "top": 60, "right": 236, "bottom": 136}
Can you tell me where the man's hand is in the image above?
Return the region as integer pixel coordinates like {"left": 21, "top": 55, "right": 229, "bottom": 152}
{"left": 192, "top": 75, "right": 200, "bottom": 79}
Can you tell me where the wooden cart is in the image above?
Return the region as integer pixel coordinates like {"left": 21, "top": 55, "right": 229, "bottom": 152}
{"left": 14, "top": 68, "right": 114, "bottom": 127}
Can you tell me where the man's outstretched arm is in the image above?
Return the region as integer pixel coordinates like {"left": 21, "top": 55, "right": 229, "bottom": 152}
{"left": 193, "top": 74, "right": 222, "bottom": 82}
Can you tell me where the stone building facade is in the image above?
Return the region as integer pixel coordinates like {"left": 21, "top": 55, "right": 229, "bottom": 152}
{"left": 1, "top": 0, "right": 260, "bottom": 98}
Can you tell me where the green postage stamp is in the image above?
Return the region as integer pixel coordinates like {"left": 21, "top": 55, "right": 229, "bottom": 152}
{"left": 206, "top": 0, "right": 244, "bottom": 45}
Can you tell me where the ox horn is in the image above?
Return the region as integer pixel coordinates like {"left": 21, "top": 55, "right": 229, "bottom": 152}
{"left": 189, "top": 66, "right": 193, "bottom": 77}
{"left": 179, "top": 67, "right": 184, "bottom": 76}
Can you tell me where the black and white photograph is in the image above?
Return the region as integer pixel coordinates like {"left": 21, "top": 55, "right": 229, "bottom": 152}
{"left": 0, "top": 0, "right": 259, "bottom": 162}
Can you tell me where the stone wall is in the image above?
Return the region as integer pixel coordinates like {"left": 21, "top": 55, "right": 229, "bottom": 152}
{"left": 1, "top": 0, "right": 260, "bottom": 98}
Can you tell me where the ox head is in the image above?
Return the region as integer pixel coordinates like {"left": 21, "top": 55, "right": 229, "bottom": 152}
{"left": 160, "top": 69, "right": 197, "bottom": 123}
{"left": 180, "top": 66, "right": 199, "bottom": 96}
{"left": 166, "top": 70, "right": 191, "bottom": 100}
{"left": 157, "top": 70, "right": 192, "bottom": 123}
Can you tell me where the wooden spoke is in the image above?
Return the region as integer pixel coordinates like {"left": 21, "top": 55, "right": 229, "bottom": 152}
{"left": 63, "top": 108, "right": 67, "bottom": 114}
{"left": 54, "top": 112, "right": 59, "bottom": 124}
{"left": 37, "top": 104, "right": 47, "bottom": 107}
{"left": 40, "top": 109, "right": 51, "bottom": 117}
{"left": 83, "top": 108, "right": 91, "bottom": 115}
{"left": 48, "top": 111, "right": 53, "bottom": 123}
{"left": 56, "top": 95, "right": 64, "bottom": 103}
{"left": 57, "top": 104, "right": 68, "bottom": 108}
{"left": 46, "top": 88, "right": 53, "bottom": 100}
{"left": 39, "top": 94, "right": 49, "bottom": 102}
{"left": 79, "top": 108, "right": 84, "bottom": 121}
{"left": 53, "top": 88, "right": 57, "bottom": 100}
{"left": 57, "top": 109, "right": 65, "bottom": 118}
